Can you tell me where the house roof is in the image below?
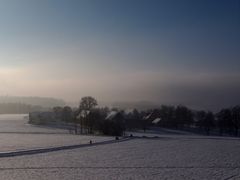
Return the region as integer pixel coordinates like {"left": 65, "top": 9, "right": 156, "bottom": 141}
{"left": 105, "top": 111, "right": 118, "bottom": 120}
{"left": 152, "top": 118, "right": 161, "bottom": 124}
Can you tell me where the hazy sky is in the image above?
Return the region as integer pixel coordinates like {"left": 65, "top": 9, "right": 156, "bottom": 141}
{"left": 0, "top": 0, "right": 239, "bottom": 110}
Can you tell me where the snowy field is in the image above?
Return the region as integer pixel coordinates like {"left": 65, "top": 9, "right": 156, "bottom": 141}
{"left": 0, "top": 136, "right": 240, "bottom": 179}
{"left": 0, "top": 114, "right": 112, "bottom": 152}
{"left": 0, "top": 114, "right": 67, "bottom": 134}
{"left": 0, "top": 114, "right": 239, "bottom": 179}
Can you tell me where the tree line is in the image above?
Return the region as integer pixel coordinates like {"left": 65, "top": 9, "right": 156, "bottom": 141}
{"left": 45, "top": 96, "right": 240, "bottom": 137}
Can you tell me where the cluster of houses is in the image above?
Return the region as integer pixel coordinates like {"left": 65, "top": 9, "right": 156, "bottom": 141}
{"left": 29, "top": 109, "right": 162, "bottom": 128}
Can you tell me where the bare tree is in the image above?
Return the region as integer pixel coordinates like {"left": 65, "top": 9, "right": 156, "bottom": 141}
{"left": 79, "top": 96, "right": 98, "bottom": 134}
{"left": 79, "top": 96, "right": 98, "bottom": 111}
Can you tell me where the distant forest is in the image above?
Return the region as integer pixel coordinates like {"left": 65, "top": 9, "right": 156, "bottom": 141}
{"left": 0, "top": 103, "right": 47, "bottom": 114}
{"left": 0, "top": 96, "right": 65, "bottom": 114}
{"left": 0, "top": 96, "right": 65, "bottom": 107}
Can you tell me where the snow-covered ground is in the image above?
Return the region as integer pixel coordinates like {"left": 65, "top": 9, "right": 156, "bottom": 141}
{"left": 0, "top": 114, "right": 239, "bottom": 179}
{"left": 0, "top": 136, "right": 239, "bottom": 179}
{"left": 126, "top": 128, "right": 195, "bottom": 137}
{"left": 0, "top": 114, "right": 67, "bottom": 134}
{"left": 0, "top": 133, "right": 113, "bottom": 152}
{"left": 0, "top": 114, "right": 112, "bottom": 152}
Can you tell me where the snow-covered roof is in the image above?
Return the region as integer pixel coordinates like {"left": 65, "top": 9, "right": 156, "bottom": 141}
{"left": 105, "top": 111, "right": 118, "bottom": 120}
{"left": 143, "top": 112, "right": 153, "bottom": 120}
{"left": 152, "top": 118, "right": 161, "bottom": 124}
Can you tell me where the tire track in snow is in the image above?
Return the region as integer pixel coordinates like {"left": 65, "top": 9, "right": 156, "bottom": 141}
{"left": 0, "top": 137, "right": 133, "bottom": 158}
{"left": 0, "top": 166, "right": 239, "bottom": 170}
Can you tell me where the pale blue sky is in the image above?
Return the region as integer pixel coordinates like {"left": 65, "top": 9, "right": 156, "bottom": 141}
{"left": 0, "top": 0, "right": 239, "bottom": 110}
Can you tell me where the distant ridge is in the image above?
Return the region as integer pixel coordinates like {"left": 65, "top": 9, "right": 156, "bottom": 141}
{"left": 0, "top": 96, "right": 65, "bottom": 108}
